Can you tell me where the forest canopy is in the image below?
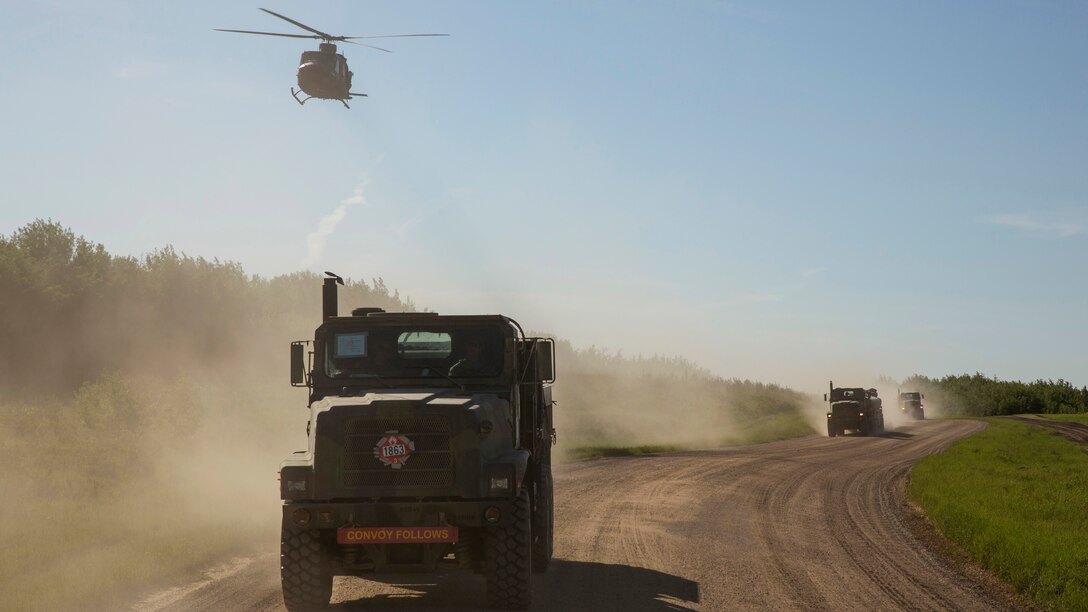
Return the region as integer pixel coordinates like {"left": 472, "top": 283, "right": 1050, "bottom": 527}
{"left": 0, "top": 219, "right": 414, "bottom": 395}
{"left": 901, "top": 373, "right": 1088, "bottom": 416}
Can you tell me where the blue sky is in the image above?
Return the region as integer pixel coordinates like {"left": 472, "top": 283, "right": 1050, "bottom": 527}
{"left": 2, "top": 1, "right": 1086, "bottom": 390}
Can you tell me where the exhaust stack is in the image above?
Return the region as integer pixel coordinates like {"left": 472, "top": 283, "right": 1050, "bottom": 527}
{"left": 323, "top": 271, "right": 344, "bottom": 319}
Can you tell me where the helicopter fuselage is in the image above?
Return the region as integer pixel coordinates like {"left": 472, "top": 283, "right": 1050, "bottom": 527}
{"left": 297, "top": 45, "right": 354, "bottom": 100}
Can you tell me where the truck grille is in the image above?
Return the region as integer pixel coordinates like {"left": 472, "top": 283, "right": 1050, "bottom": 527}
{"left": 341, "top": 416, "right": 453, "bottom": 488}
{"left": 831, "top": 402, "right": 861, "bottom": 416}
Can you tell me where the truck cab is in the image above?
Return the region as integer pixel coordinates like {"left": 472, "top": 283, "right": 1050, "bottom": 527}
{"left": 280, "top": 273, "right": 555, "bottom": 610}
{"left": 897, "top": 391, "right": 925, "bottom": 420}
{"left": 825, "top": 382, "right": 884, "bottom": 437}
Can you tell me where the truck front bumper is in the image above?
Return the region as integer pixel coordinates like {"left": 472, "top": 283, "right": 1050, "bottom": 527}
{"left": 283, "top": 497, "right": 517, "bottom": 530}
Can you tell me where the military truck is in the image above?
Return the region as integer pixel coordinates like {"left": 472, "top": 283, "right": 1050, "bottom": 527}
{"left": 897, "top": 390, "right": 925, "bottom": 420}
{"left": 825, "top": 381, "right": 884, "bottom": 437}
{"left": 279, "top": 273, "right": 556, "bottom": 610}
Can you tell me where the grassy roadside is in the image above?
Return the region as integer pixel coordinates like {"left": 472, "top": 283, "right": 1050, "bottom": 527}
{"left": 908, "top": 418, "right": 1088, "bottom": 611}
{"left": 565, "top": 444, "right": 685, "bottom": 460}
{"left": 563, "top": 407, "right": 814, "bottom": 460}
{"left": 1044, "top": 413, "right": 1088, "bottom": 426}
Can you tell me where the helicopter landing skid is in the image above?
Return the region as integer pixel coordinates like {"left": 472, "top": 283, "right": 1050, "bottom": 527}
{"left": 290, "top": 88, "right": 312, "bottom": 106}
{"left": 291, "top": 88, "right": 366, "bottom": 109}
{"left": 342, "top": 93, "right": 368, "bottom": 109}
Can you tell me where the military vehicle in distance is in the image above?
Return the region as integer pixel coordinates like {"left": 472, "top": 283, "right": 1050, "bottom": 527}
{"left": 897, "top": 390, "right": 925, "bottom": 420}
{"left": 280, "top": 273, "right": 556, "bottom": 610}
{"left": 825, "top": 381, "right": 884, "bottom": 437}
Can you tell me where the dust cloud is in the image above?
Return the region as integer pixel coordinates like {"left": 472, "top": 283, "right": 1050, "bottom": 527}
{"left": 0, "top": 221, "right": 813, "bottom": 609}
{"left": 554, "top": 368, "right": 741, "bottom": 450}
{"left": 0, "top": 223, "right": 414, "bottom": 610}
{"left": 550, "top": 342, "right": 812, "bottom": 452}
{"left": 0, "top": 302, "right": 313, "bottom": 611}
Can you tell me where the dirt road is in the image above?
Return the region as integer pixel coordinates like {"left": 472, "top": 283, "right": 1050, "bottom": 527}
{"left": 1007, "top": 414, "right": 1088, "bottom": 447}
{"left": 136, "top": 419, "right": 1025, "bottom": 611}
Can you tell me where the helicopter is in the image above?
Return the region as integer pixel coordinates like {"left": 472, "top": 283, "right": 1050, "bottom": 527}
{"left": 216, "top": 8, "right": 446, "bottom": 108}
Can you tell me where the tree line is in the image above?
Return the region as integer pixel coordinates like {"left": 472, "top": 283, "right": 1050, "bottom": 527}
{"left": 0, "top": 219, "right": 814, "bottom": 454}
{"left": 0, "top": 219, "right": 414, "bottom": 396}
{"left": 901, "top": 373, "right": 1088, "bottom": 416}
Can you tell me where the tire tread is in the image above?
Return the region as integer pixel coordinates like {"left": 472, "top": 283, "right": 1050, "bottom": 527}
{"left": 281, "top": 527, "right": 333, "bottom": 611}
{"left": 485, "top": 491, "right": 532, "bottom": 610}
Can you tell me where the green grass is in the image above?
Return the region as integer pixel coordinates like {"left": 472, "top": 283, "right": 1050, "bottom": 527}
{"left": 564, "top": 444, "right": 685, "bottom": 460}
{"left": 1043, "top": 413, "right": 1088, "bottom": 426}
{"left": 562, "top": 409, "right": 814, "bottom": 460}
{"left": 909, "top": 418, "right": 1088, "bottom": 611}
{"left": 722, "top": 409, "right": 814, "bottom": 445}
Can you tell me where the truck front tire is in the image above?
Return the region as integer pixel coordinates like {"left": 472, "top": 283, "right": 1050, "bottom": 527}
{"left": 532, "top": 471, "right": 554, "bottom": 572}
{"left": 485, "top": 490, "right": 532, "bottom": 610}
{"left": 281, "top": 526, "right": 333, "bottom": 611}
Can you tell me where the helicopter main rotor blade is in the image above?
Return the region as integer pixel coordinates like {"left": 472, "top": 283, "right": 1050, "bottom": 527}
{"left": 259, "top": 8, "right": 335, "bottom": 40}
{"left": 343, "top": 34, "right": 450, "bottom": 39}
{"left": 343, "top": 41, "right": 392, "bottom": 52}
{"left": 214, "top": 28, "right": 320, "bottom": 40}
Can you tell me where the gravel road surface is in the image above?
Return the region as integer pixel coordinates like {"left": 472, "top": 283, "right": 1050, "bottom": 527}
{"left": 135, "top": 419, "right": 1027, "bottom": 611}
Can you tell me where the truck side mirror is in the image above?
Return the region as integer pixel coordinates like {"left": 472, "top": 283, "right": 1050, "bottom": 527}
{"left": 823, "top": 393, "right": 828, "bottom": 402}
{"left": 537, "top": 339, "right": 555, "bottom": 383}
{"left": 291, "top": 342, "right": 307, "bottom": 386}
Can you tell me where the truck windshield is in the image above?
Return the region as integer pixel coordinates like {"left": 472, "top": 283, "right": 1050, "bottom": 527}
{"left": 325, "top": 326, "right": 503, "bottom": 379}
{"left": 831, "top": 388, "right": 865, "bottom": 401}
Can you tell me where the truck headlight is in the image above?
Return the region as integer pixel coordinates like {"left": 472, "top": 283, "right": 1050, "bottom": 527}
{"left": 486, "top": 464, "right": 516, "bottom": 496}
{"left": 280, "top": 466, "right": 313, "bottom": 500}
{"left": 291, "top": 507, "right": 312, "bottom": 527}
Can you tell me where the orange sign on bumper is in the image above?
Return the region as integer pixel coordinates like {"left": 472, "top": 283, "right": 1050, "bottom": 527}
{"left": 337, "top": 526, "right": 458, "bottom": 544}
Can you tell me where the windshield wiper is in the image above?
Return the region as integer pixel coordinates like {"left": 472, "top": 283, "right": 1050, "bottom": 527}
{"left": 348, "top": 372, "right": 393, "bottom": 388}
{"left": 403, "top": 365, "right": 466, "bottom": 392}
